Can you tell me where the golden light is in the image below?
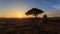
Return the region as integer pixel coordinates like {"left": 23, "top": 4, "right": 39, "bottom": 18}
{"left": 18, "top": 14, "right": 23, "bottom": 18}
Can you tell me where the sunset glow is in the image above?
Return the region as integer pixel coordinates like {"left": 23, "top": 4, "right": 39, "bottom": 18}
{"left": 0, "top": 0, "right": 60, "bottom": 18}
{"left": 18, "top": 14, "right": 23, "bottom": 18}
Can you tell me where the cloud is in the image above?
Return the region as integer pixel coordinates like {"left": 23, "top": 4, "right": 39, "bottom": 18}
{"left": 46, "top": 11, "right": 60, "bottom": 17}
{"left": 50, "top": 0, "right": 60, "bottom": 10}
{"left": 52, "top": 4, "right": 60, "bottom": 10}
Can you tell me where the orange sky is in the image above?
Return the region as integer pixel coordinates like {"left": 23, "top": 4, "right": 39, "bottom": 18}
{"left": 0, "top": 0, "right": 60, "bottom": 18}
{"left": 0, "top": 11, "right": 59, "bottom": 18}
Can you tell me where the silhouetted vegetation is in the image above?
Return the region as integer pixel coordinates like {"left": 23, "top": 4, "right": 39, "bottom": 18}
{"left": 0, "top": 8, "right": 59, "bottom": 34}
{"left": 25, "top": 8, "right": 43, "bottom": 18}
{"left": 0, "top": 17, "right": 59, "bottom": 34}
{"left": 42, "top": 14, "right": 48, "bottom": 24}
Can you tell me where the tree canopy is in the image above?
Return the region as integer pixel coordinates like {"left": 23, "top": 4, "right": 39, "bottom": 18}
{"left": 25, "top": 8, "right": 44, "bottom": 18}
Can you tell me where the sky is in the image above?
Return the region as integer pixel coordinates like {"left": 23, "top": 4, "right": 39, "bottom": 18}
{"left": 0, "top": 0, "right": 60, "bottom": 18}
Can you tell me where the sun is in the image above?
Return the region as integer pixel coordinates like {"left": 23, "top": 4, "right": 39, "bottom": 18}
{"left": 18, "top": 15, "right": 23, "bottom": 18}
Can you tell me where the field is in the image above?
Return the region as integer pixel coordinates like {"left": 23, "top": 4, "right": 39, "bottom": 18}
{"left": 0, "top": 17, "right": 60, "bottom": 34}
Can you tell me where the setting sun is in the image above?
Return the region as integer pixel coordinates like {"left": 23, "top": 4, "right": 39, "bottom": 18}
{"left": 18, "top": 15, "right": 23, "bottom": 18}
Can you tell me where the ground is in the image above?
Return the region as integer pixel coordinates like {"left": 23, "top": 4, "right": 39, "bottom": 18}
{"left": 0, "top": 17, "right": 60, "bottom": 34}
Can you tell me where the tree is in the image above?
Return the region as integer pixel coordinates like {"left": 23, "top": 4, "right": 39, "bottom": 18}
{"left": 25, "top": 8, "right": 43, "bottom": 18}
{"left": 42, "top": 14, "right": 48, "bottom": 24}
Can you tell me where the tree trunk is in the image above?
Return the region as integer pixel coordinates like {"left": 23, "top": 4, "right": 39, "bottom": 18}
{"left": 35, "top": 16, "right": 37, "bottom": 19}
{"left": 35, "top": 15, "right": 38, "bottom": 19}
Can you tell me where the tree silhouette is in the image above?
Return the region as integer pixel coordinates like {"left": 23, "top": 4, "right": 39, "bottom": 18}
{"left": 43, "top": 14, "right": 48, "bottom": 24}
{"left": 25, "top": 8, "right": 43, "bottom": 18}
